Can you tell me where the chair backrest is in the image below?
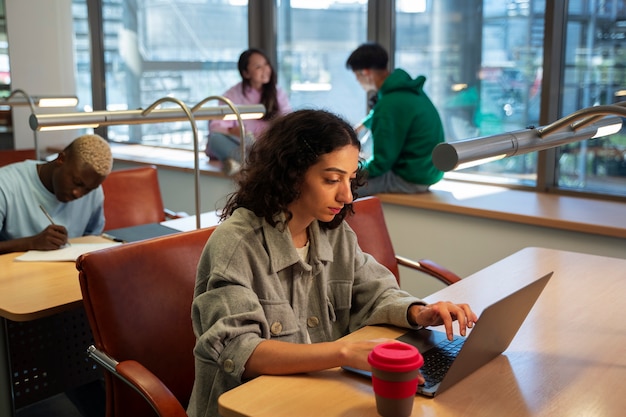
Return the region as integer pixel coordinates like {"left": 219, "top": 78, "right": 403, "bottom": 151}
{"left": 0, "top": 149, "right": 36, "bottom": 167}
{"left": 76, "top": 226, "right": 216, "bottom": 417}
{"left": 345, "top": 196, "right": 400, "bottom": 281}
{"left": 102, "top": 165, "right": 166, "bottom": 231}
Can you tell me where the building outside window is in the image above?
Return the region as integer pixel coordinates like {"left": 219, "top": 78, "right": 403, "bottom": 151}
{"left": 68, "top": 0, "right": 626, "bottom": 198}
{"left": 396, "top": 0, "right": 543, "bottom": 187}
{"left": 276, "top": 0, "right": 368, "bottom": 127}
{"left": 73, "top": 0, "right": 248, "bottom": 149}
{"left": 0, "top": 0, "right": 9, "bottom": 98}
{"left": 557, "top": 0, "right": 626, "bottom": 196}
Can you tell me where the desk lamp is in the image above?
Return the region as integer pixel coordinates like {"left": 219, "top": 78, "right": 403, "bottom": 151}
{"left": 192, "top": 95, "right": 253, "bottom": 164}
{"left": 1, "top": 89, "right": 79, "bottom": 160}
{"left": 432, "top": 103, "right": 626, "bottom": 171}
{"left": 29, "top": 98, "right": 265, "bottom": 229}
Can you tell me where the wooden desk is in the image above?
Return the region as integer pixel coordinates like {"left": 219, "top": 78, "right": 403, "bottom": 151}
{"left": 0, "top": 235, "right": 107, "bottom": 321}
{"left": 0, "top": 236, "right": 109, "bottom": 416}
{"left": 219, "top": 247, "right": 626, "bottom": 417}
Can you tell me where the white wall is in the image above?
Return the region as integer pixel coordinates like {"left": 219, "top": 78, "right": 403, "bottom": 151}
{"left": 6, "top": 0, "right": 81, "bottom": 153}
{"left": 383, "top": 203, "right": 626, "bottom": 298}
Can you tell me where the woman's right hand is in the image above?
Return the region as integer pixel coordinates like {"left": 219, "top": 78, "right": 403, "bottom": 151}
{"left": 339, "top": 338, "right": 399, "bottom": 371}
{"left": 339, "top": 338, "right": 426, "bottom": 384}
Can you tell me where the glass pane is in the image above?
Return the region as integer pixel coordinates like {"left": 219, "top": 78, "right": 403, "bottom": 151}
{"left": 0, "top": 0, "right": 9, "bottom": 98}
{"left": 277, "top": 0, "right": 368, "bottom": 127}
{"left": 72, "top": 0, "right": 92, "bottom": 112}
{"left": 74, "top": 0, "right": 248, "bottom": 150}
{"left": 396, "top": 0, "right": 543, "bottom": 186}
{"left": 557, "top": 0, "right": 626, "bottom": 196}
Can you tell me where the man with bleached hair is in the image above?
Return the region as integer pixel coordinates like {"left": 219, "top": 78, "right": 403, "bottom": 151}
{"left": 0, "top": 134, "right": 113, "bottom": 254}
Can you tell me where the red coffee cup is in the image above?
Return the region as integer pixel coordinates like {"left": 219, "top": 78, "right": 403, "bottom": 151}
{"left": 368, "top": 342, "right": 424, "bottom": 417}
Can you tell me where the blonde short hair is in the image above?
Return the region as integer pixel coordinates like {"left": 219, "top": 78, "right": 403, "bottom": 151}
{"left": 65, "top": 134, "right": 113, "bottom": 176}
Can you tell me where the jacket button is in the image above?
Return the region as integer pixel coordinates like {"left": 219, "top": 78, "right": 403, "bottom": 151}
{"left": 307, "top": 316, "right": 320, "bottom": 328}
{"left": 270, "top": 321, "right": 283, "bottom": 335}
{"left": 223, "top": 359, "right": 235, "bottom": 373}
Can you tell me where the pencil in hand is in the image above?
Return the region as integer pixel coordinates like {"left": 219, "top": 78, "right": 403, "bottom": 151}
{"left": 39, "top": 204, "right": 71, "bottom": 247}
{"left": 39, "top": 204, "right": 56, "bottom": 225}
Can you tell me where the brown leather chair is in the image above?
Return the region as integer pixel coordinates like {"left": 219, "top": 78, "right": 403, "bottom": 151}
{"left": 101, "top": 165, "right": 184, "bottom": 231}
{"left": 0, "top": 148, "right": 37, "bottom": 167}
{"left": 76, "top": 226, "right": 217, "bottom": 417}
{"left": 346, "top": 196, "right": 461, "bottom": 286}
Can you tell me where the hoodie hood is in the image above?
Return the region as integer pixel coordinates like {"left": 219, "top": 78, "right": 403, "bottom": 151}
{"left": 378, "top": 69, "right": 426, "bottom": 98}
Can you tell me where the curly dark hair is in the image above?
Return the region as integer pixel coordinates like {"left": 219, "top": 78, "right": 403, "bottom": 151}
{"left": 238, "top": 48, "right": 281, "bottom": 121}
{"left": 220, "top": 109, "right": 366, "bottom": 230}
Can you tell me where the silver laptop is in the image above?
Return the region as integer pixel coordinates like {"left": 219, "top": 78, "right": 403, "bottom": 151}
{"left": 344, "top": 271, "right": 553, "bottom": 397}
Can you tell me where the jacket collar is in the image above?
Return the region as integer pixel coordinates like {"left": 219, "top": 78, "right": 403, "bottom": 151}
{"left": 262, "top": 213, "right": 335, "bottom": 274}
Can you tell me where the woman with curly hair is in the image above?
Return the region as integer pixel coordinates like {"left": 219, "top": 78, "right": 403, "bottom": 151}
{"left": 187, "top": 109, "right": 476, "bottom": 417}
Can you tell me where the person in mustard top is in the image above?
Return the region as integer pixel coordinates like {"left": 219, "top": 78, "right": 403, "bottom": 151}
{"left": 346, "top": 42, "right": 444, "bottom": 195}
{"left": 187, "top": 109, "right": 476, "bottom": 417}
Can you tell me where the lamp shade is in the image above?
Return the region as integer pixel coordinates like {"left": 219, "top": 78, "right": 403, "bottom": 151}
{"left": 3, "top": 89, "right": 79, "bottom": 160}
{"left": 29, "top": 104, "right": 266, "bottom": 131}
{"left": 433, "top": 116, "right": 623, "bottom": 172}
{"left": 0, "top": 94, "right": 78, "bottom": 108}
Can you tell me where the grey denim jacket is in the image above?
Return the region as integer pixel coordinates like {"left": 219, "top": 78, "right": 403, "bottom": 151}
{"left": 187, "top": 208, "right": 424, "bottom": 417}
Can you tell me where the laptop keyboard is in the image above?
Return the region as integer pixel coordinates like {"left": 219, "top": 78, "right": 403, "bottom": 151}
{"left": 420, "top": 336, "right": 466, "bottom": 388}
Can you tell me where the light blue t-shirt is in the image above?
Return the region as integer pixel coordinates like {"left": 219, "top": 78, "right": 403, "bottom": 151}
{"left": 0, "top": 160, "right": 105, "bottom": 241}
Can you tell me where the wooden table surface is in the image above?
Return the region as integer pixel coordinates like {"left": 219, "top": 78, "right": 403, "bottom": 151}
{"left": 219, "top": 247, "right": 626, "bottom": 417}
{"left": 0, "top": 235, "right": 109, "bottom": 321}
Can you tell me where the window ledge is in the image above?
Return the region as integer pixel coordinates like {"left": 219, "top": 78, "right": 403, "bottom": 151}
{"left": 377, "top": 180, "right": 626, "bottom": 239}
{"left": 107, "top": 146, "right": 626, "bottom": 239}
{"left": 110, "top": 143, "right": 226, "bottom": 177}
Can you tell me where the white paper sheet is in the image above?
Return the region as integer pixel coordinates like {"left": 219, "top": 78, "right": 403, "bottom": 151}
{"left": 14, "top": 242, "right": 122, "bottom": 262}
{"left": 160, "top": 211, "right": 221, "bottom": 232}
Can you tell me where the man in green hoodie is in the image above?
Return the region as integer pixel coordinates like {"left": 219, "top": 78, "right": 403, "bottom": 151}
{"left": 346, "top": 42, "right": 444, "bottom": 195}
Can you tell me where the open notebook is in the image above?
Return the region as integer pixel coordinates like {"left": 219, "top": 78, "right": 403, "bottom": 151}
{"left": 15, "top": 242, "right": 122, "bottom": 262}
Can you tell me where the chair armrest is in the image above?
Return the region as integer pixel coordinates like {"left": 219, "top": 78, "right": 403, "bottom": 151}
{"left": 395, "top": 255, "right": 462, "bottom": 286}
{"left": 88, "top": 346, "right": 187, "bottom": 417}
{"left": 116, "top": 360, "right": 188, "bottom": 417}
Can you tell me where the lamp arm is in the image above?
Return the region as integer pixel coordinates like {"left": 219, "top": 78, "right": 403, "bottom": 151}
{"left": 192, "top": 95, "right": 246, "bottom": 163}
{"left": 8, "top": 89, "right": 36, "bottom": 114}
{"left": 9, "top": 89, "right": 40, "bottom": 160}
{"left": 539, "top": 103, "right": 626, "bottom": 137}
{"left": 142, "top": 97, "right": 201, "bottom": 230}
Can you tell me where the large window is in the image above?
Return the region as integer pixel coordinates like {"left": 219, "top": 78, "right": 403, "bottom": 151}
{"left": 0, "top": 0, "right": 9, "bottom": 98}
{"left": 73, "top": 0, "right": 248, "bottom": 148}
{"left": 396, "top": 0, "right": 543, "bottom": 187}
{"left": 556, "top": 0, "right": 626, "bottom": 196}
{"left": 394, "top": 0, "right": 626, "bottom": 197}
{"left": 71, "top": 0, "right": 626, "bottom": 199}
{"left": 276, "top": 0, "right": 368, "bottom": 126}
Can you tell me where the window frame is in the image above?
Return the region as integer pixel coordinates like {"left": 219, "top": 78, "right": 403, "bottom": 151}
{"left": 80, "top": 0, "right": 626, "bottom": 203}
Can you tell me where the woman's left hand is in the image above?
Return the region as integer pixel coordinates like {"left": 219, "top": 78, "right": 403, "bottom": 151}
{"left": 409, "top": 302, "right": 478, "bottom": 341}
